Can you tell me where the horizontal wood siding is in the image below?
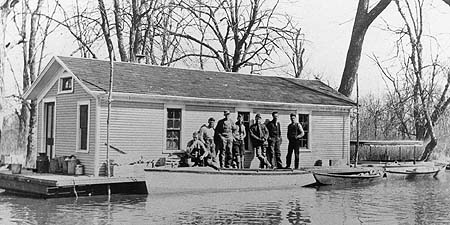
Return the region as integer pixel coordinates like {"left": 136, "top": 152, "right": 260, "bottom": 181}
{"left": 310, "top": 111, "right": 350, "bottom": 166}
{"left": 98, "top": 101, "right": 165, "bottom": 174}
{"left": 44, "top": 81, "right": 58, "bottom": 99}
{"left": 97, "top": 101, "right": 351, "bottom": 170}
{"left": 54, "top": 81, "right": 96, "bottom": 175}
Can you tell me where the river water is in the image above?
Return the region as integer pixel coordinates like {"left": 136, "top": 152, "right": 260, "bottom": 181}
{"left": 1, "top": 171, "right": 450, "bottom": 225}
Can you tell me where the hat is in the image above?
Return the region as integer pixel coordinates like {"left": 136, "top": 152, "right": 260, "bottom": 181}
{"left": 255, "top": 113, "right": 261, "bottom": 119}
{"left": 290, "top": 113, "right": 296, "bottom": 117}
{"left": 208, "top": 117, "right": 215, "bottom": 122}
{"left": 224, "top": 110, "right": 230, "bottom": 115}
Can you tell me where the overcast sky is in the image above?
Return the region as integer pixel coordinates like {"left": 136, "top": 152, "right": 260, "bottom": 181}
{"left": 5, "top": 0, "right": 450, "bottom": 99}
{"left": 285, "top": 0, "right": 450, "bottom": 97}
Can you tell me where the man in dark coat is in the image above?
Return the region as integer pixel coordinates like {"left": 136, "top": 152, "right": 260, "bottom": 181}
{"left": 266, "top": 111, "right": 283, "bottom": 168}
{"left": 249, "top": 113, "right": 272, "bottom": 169}
{"left": 286, "top": 113, "right": 305, "bottom": 169}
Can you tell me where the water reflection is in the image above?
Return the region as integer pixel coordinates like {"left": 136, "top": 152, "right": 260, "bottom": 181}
{"left": 0, "top": 172, "right": 449, "bottom": 224}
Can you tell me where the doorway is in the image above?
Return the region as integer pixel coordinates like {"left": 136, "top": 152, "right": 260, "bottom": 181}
{"left": 44, "top": 102, "right": 55, "bottom": 158}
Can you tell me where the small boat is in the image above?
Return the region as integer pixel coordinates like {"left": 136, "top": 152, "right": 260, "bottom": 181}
{"left": 385, "top": 166, "right": 444, "bottom": 179}
{"left": 312, "top": 170, "right": 383, "bottom": 186}
{"left": 144, "top": 167, "right": 316, "bottom": 194}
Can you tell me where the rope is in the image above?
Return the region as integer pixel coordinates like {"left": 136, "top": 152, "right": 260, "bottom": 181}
{"left": 72, "top": 179, "right": 78, "bottom": 199}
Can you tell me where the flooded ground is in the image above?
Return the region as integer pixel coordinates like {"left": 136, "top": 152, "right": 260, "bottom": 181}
{"left": 1, "top": 171, "right": 450, "bottom": 225}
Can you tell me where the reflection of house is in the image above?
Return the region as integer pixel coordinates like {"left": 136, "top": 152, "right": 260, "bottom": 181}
{"left": 24, "top": 56, "right": 355, "bottom": 175}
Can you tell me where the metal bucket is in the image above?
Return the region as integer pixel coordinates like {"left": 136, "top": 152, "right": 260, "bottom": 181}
{"left": 75, "top": 164, "right": 84, "bottom": 175}
{"left": 11, "top": 164, "right": 22, "bottom": 174}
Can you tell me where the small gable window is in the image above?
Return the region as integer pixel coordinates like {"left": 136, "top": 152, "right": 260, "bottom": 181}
{"left": 59, "top": 77, "right": 73, "bottom": 93}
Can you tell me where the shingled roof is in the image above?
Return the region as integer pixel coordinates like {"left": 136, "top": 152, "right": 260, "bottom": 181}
{"left": 56, "top": 56, "right": 354, "bottom": 106}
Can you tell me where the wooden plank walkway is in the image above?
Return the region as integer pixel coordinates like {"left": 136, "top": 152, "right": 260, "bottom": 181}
{"left": 0, "top": 170, "right": 147, "bottom": 198}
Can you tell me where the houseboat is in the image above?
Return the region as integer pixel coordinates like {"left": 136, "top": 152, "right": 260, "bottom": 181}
{"left": 24, "top": 56, "right": 355, "bottom": 178}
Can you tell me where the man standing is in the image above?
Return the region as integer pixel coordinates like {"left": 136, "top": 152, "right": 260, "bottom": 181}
{"left": 249, "top": 114, "right": 272, "bottom": 169}
{"left": 266, "top": 111, "right": 283, "bottom": 169}
{"left": 232, "top": 114, "right": 247, "bottom": 169}
{"left": 286, "top": 113, "right": 305, "bottom": 169}
{"left": 215, "top": 110, "right": 234, "bottom": 168}
{"left": 199, "top": 117, "right": 216, "bottom": 161}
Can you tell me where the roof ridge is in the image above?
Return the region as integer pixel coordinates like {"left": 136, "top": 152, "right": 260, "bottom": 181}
{"left": 277, "top": 77, "right": 356, "bottom": 105}
{"left": 57, "top": 55, "right": 313, "bottom": 82}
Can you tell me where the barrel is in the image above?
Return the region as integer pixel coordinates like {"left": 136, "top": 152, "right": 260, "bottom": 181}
{"left": 67, "top": 158, "right": 77, "bottom": 175}
{"left": 62, "top": 157, "right": 69, "bottom": 174}
{"left": 75, "top": 164, "right": 84, "bottom": 175}
{"left": 36, "top": 153, "right": 49, "bottom": 173}
{"left": 49, "top": 159, "right": 59, "bottom": 173}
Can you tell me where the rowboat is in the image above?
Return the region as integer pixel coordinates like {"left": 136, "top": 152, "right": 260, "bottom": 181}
{"left": 312, "top": 170, "right": 384, "bottom": 186}
{"left": 144, "top": 167, "right": 316, "bottom": 194}
{"left": 385, "top": 166, "right": 444, "bottom": 179}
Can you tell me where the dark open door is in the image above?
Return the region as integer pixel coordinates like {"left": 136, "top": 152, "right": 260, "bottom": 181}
{"left": 238, "top": 111, "right": 251, "bottom": 168}
{"left": 44, "top": 102, "right": 55, "bottom": 158}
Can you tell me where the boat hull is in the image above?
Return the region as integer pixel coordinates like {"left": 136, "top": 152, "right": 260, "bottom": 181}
{"left": 385, "top": 166, "right": 443, "bottom": 179}
{"left": 312, "top": 172, "right": 383, "bottom": 185}
{"left": 144, "top": 167, "right": 316, "bottom": 194}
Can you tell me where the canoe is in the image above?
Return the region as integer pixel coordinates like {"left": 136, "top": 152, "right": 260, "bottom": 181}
{"left": 385, "top": 166, "right": 444, "bottom": 179}
{"left": 312, "top": 171, "right": 383, "bottom": 185}
{"left": 144, "top": 167, "right": 316, "bottom": 194}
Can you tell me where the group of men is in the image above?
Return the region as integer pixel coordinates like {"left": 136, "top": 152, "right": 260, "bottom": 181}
{"left": 182, "top": 110, "right": 305, "bottom": 170}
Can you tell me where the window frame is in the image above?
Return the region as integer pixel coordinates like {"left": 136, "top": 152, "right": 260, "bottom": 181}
{"left": 163, "top": 106, "right": 184, "bottom": 153}
{"left": 76, "top": 100, "right": 90, "bottom": 153}
{"left": 298, "top": 112, "right": 311, "bottom": 151}
{"left": 58, "top": 75, "right": 74, "bottom": 94}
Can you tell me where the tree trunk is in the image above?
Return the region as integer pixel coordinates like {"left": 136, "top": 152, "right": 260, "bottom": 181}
{"left": 338, "top": 0, "right": 392, "bottom": 97}
{"left": 339, "top": 25, "right": 368, "bottom": 97}
{"left": 113, "top": 0, "right": 128, "bottom": 61}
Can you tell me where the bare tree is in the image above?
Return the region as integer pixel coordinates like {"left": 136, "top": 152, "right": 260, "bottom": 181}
{"left": 0, "top": 0, "right": 19, "bottom": 116}
{"left": 272, "top": 17, "right": 305, "bottom": 78}
{"left": 372, "top": 0, "right": 450, "bottom": 160}
{"left": 53, "top": 0, "right": 102, "bottom": 58}
{"left": 169, "top": 0, "right": 283, "bottom": 72}
{"left": 338, "top": 0, "right": 392, "bottom": 97}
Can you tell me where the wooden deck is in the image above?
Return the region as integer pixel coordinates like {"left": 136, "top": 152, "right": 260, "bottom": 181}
{"left": 0, "top": 170, "right": 147, "bottom": 198}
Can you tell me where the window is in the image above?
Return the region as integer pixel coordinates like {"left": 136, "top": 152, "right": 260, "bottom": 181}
{"left": 166, "top": 109, "right": 181, "bottom": 150}
{"left": 59, "top": 77, "right": 73, "bottom": 93}
{"left": 77, "top": 102, "right": 90, "bottom": 152}
{"left": 298, "top": 114, "right": 309, "bottom": 148}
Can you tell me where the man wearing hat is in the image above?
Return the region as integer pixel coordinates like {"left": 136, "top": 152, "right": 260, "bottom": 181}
{"left": 249, "top": 113, "right": 272, "bottom": 168}
{"left": 232, "top": 114, "right": 247, "bottom": 169}
{"left": 215, "top": 110, "right": 234, "bottom": 168}
{"left": 266, "top": 111, "right": 283, "bottom": 169}
{"left": 286, "top": 113, "right": 305, "bottom": 169}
